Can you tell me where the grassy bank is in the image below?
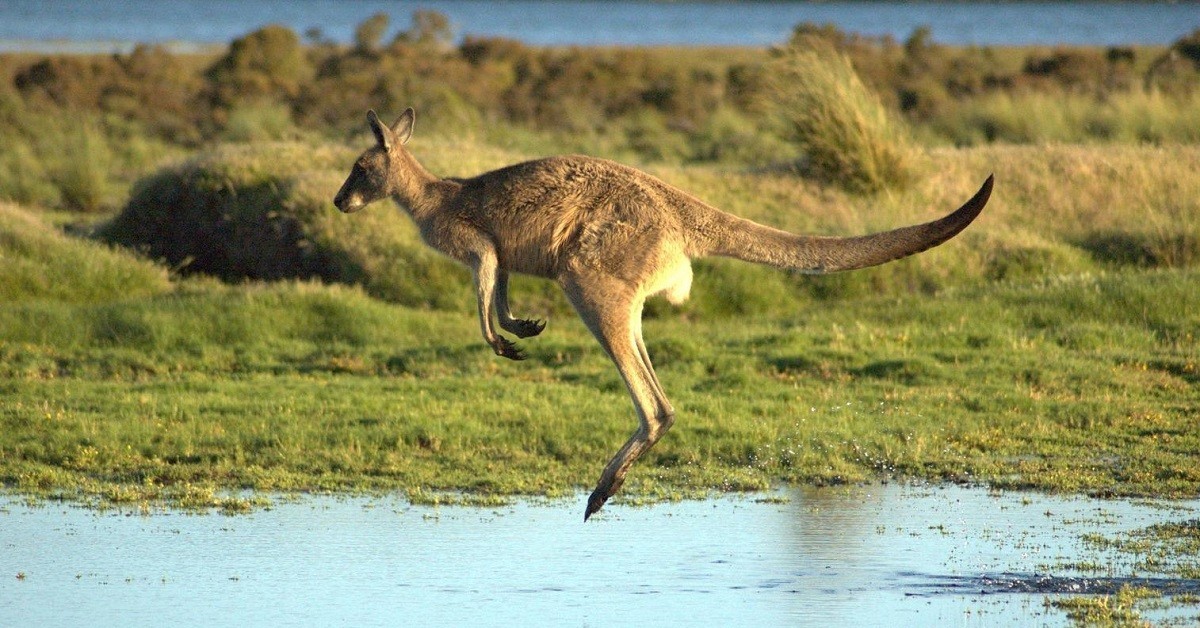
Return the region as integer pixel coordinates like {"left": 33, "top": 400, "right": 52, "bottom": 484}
{"left": 84, "top": 139, "right": 1200, "bottom": 316}
{"left": 2, "top": 263, "right": 1196, "bottom": 510}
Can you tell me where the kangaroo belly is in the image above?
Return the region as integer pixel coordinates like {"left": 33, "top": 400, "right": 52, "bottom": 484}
{"left": 646, "top": 252, "right": 692, "bottom": 305}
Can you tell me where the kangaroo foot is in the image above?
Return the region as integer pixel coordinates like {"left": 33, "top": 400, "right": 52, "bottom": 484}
{"left": 491, "top": 335, "right": 526, "bottom": 361}
{"left": 584, "top": 487, "right": 609, "bottom": 521}
{"left": 584, "top": 473, "right": 625, "bottom": 521}
{"left": 507, "top": 318, "right": 546, "bottom": 339}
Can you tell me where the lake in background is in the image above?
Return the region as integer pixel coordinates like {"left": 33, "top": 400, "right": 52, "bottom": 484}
{"left": 0, "top": 0, "right": 1197, "bottom": 52}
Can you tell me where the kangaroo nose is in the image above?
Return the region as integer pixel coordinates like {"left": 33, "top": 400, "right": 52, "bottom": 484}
{"left": 334, "top": 191, "right": 363, "bottom": 213}
{"left": 334, "top": 189, "right": 354, "bottom": 212}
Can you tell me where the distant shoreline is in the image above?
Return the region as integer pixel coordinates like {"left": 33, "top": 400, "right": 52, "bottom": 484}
{"left": 0, "top": 35, "right": 1171, "bottom": 57}
{"left": 0, "top": 39, "right": 224, "bottom": 55}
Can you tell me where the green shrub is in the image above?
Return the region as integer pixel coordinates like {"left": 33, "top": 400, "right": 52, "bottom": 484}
{"left": 1078, "top": 230, "right": 1200, "bottom": 269}
{"left": 769, "top": 39, "right": 915, "bottom": 193}
{"left": 0, "top": 90, "right": 174, "bottom": 211}
{"left": 220, "top": 102, "right": 298, "bottom": 142}
{"left": 686, "top": 106, "right": 792, "bottom": 166}
{"left": 12, "top": 45, "right": 203, "bottom": 144}
{"left": 354, "top": 13, "right": 390, "bottom": 55}
{"left": 393, "top": 10, "right": 455, "bottom": 49}
{"left": 97, "top": 142, "right": 470, "bottom": 309}
{"left": 928, "top": 90, "right": 1200, "bottom": 145}
{"left": 205, "top": 25, "right": 312, "bottom": 115}
{"left": 1022, "top": 48, "right": 1110, "bottom": 92}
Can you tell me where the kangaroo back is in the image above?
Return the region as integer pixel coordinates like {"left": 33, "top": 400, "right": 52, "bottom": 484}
{"left": 694, "top": 176, "right": 993, "bottom": 274}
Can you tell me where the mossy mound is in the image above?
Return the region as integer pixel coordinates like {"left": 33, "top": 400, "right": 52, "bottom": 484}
{"left": 0, "top": 202, "right": 170, "bottom": 303}
{"left": 98, "top": 142, "right": 471, "bottom": 309}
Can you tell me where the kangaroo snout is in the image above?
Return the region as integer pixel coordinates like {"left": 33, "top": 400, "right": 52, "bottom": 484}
{"left": 333, "top": 187, "right": 362, "bottom": 213}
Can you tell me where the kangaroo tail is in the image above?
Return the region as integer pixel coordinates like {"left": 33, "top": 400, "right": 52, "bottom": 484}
{"left": 695, "top": 175, "right": 993, "bottom": 273}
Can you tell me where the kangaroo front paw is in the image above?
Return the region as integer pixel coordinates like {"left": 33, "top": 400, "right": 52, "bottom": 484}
{"left": 508, "top": 318, "right": 546, "bottom": 339}
{"left": 491, "top": 335, "right": 526, "bottom": 361}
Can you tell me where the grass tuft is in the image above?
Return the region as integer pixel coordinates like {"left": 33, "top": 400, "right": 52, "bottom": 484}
{"left": 769, "top": 38, "right": 916, "bottom": 193}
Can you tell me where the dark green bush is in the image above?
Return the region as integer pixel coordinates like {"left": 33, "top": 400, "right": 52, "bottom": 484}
{"left": 354, "top": 13, "right": 390, "bottom": 55}
{"left": 1172, "top": 28, "right": 1200, "bottom": 65}
{"left": 205, "top": 24, "right": 312, "bottom": 116}
{"left": 1022, "top": 48, "right": 1110, "bottom": 92}
{"left": 13, "top": 45, "right": 201, "bottom": 143}
{"left": 97, "top": 142, "right": 471, "bottom": 309}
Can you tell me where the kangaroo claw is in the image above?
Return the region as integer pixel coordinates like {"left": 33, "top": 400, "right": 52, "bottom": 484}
{"left": 510, "top": 318, "right": 546, "bottom": 339}
{"left": 492, "top": 336, "right": 526, "bottom": 361}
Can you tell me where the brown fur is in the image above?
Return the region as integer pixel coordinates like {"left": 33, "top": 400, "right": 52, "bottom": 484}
{"left": 334, "top": 108, "right": 993, "bottom": 520}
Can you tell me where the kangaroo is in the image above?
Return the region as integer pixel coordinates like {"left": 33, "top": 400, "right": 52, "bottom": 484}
{"left": 334, "top": 108, "right": 993, "bottom": 520}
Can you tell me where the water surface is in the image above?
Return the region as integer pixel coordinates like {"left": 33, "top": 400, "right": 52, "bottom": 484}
{"left": 3, "top": 484, "right": 1198, "bottom": 626}
{"left": 0, "top": 0, "right": 1195, "bottom": 52}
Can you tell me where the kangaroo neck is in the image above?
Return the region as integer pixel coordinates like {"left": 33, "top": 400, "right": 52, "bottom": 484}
{"left": 389, "top": 148, "right": 444, "bottom": 221}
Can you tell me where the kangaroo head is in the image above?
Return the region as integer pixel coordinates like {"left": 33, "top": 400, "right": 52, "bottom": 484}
{"left": 333, "top": 108, "right": 415, "bottom": 213}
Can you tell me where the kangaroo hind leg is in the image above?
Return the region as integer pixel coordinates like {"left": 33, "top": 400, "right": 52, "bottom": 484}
{"left": 562, "top": 272, "right": 675, "bottom": 521}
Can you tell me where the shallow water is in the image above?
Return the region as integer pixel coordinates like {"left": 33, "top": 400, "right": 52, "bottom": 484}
{"left": 2, "top": 484, "right": 1197, "bottom": 627}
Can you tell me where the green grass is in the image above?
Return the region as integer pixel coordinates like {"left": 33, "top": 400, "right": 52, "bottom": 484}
{"left": 928, "top": 89, "right": 1200, "bottom": 146}
{"left": 3, "top": 34, "right": 1198, "bottom": 625}
{"left": 0, "top": 202, "right": 170, "bottom": 303}
{"left": 1, "top": 266, "right": 1196, "bottom": 510}
{"left": 1048, "top": 585, "right": 1160, "bottom": 627}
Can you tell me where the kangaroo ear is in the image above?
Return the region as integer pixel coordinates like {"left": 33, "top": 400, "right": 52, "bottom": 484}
{"left": 367, "top": 109, "right": 395, "bottom": 151}
{"left": 391, "top": 108, "right": 415, "bottom": 145}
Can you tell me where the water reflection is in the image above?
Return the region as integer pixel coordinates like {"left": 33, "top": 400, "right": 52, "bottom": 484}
{"left": 1, "top": 484, "right": 1196, "bottom": 627}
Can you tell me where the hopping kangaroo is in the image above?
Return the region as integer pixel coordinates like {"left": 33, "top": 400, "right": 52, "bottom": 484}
{"left": 334, "top": 108, "right": 993, "bottom": 520}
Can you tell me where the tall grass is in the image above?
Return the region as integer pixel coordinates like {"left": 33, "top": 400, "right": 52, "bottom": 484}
{"left": 0, "top": 87, "right": 178, "bottom": 212}
{"left": 769, "top": 39, "right": 916, "bottom": 193}
{"left": 52, "top": 119, "right": 118, "bottom": 212}
{"left": 929, "top": 89, "right": 1200, "bottom": 146}
{"left": 0, "top": 202, "right": 171, "bottom": 303}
